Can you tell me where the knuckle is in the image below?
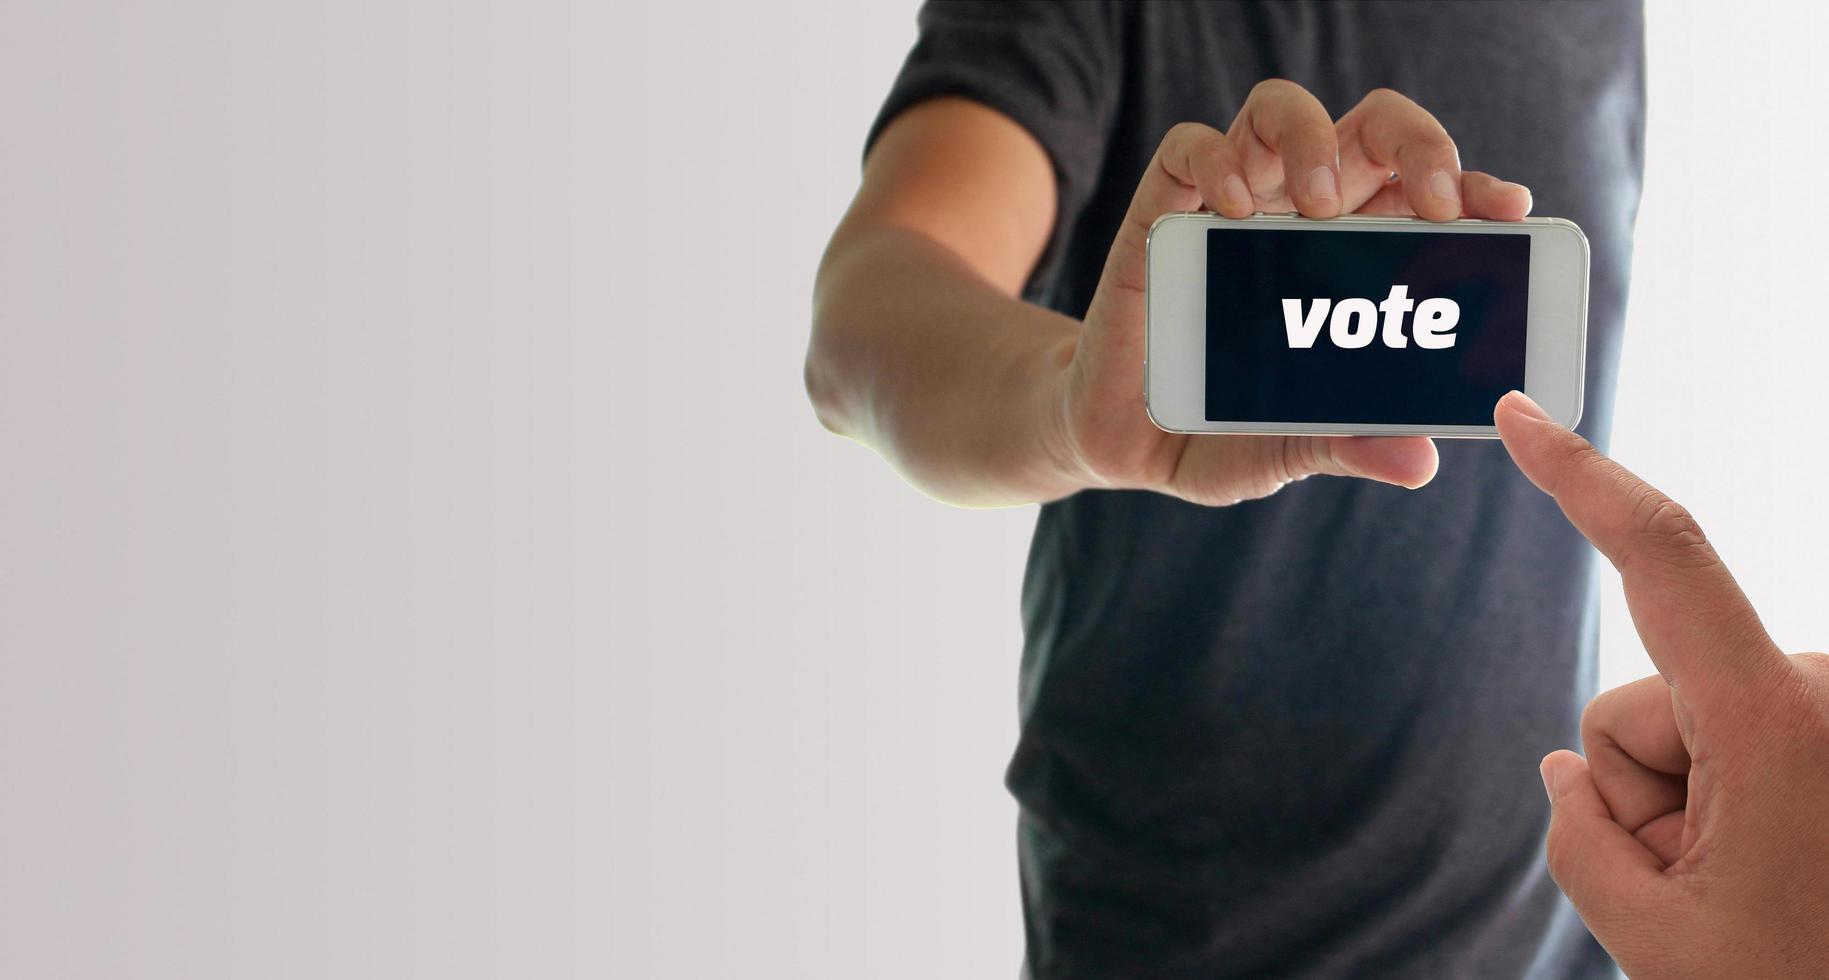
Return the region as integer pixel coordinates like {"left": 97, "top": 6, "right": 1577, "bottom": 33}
{"left": 1268, "top": 436, "right": 1302, "bottom": 487}
{"left": 1267, "top": 436, "right": 1321, "bottom": 489}
{"left": 1162, "top": 121, "right": 1205, "bottom": 148}
{"left": 1576, "top": 691, "right": 1634, "bottom": 756}
{"left": 1303, "top": 118, "right": 1341, "bottom": 142}
{"left": 1279, "top": 121, "right": 1339, "bottom": 157}
{"left": 1250, "top": 77, "right": 1303, "bottom": 101}
{"left": 1192, "top": 130, "right": 1234, "bottom": 164}
{"left": 1245, "top": 80, "right": 1333, "bottom": 149}
{"left": 1766, "top": 653, "right": 1829, "bottom": 731}
{"left": 1564, "top": 436, "right": 1602, "bottom": 461}
{"left": 1628, "top": 491, "right": 1718, "bottom": 570}
{"left": 1578, "top": 696, "right": 1607, "bottom": 745}
{"left": 1354, "top": 87, "right": 1454, "bottom": 151}
{"left": 1557, "top": 436, "right": 1611, "bottom": 480}
{"left": 1792, "top": 651, "right": 1829, "bottom": 680}
{"left": 1392, "top": 128, "right": 1457, "bottom": 169}
{"left": 1542, "top": 826, "right": 1574, "bottom": 886}
{"left": 1553, "top": 437, "right": 1607, "bottom": 485}
{"left": 1411, "top": 132, "right": 1457, "bottom": 157}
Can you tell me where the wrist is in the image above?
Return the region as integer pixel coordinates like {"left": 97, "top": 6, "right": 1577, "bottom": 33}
{"left": 1036, "top": 335, "right": 1107, "bottom": 501}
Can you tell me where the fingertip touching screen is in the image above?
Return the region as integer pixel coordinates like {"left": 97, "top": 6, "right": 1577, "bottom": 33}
{"left": 1204, "top": 228, "right": 1530, "bottom": 425}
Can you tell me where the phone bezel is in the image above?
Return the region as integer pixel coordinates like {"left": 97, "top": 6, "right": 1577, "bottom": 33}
{"left": 1143, "top": 212, "right": 1589, "bottom": 438}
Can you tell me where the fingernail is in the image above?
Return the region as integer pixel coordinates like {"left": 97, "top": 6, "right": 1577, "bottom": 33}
{"left": 1539, "top": 758, "right": 1558, "bottom": 802}
{"left": 1307, "top": 166, "right": 1338, "bottom": 203}
{"left": 1429, "top": 169, "right": 1460, "bottom": 206}
{"left": 1222, "top": 174, "right": 1252, "bottom": 211}
{"left": 1502, "top": 389, "right": 1551, "bottom": 421}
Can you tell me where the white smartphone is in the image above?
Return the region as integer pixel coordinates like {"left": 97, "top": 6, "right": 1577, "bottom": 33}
{"left": 1144, "top": 213, "right": 1589, "bottom": 437}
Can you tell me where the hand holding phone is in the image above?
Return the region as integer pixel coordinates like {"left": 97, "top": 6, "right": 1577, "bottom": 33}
{"left": 1057, "top": 82, "right": 1534, "bottom": 506}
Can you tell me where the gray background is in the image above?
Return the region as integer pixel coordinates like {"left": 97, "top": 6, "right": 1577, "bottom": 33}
{"left": 0, "top": 2, "right": 1821, "bottom": 977}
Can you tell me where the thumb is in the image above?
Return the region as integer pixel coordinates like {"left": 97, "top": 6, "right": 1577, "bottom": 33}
{"left": 1324, "top": 435, "right": 1440, "bottom": 490}
{"left": 1540, "top": 751, "right": 1669, "bottom": 929}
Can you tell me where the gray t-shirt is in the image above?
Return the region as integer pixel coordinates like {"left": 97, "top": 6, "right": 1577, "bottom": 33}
{"left": 868, "top": 3, "right": 1644, "bottom": 977}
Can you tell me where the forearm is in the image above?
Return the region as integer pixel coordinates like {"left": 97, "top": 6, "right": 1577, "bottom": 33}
{"left": 806, "top": 223, "right": 1089, "bottom": 507}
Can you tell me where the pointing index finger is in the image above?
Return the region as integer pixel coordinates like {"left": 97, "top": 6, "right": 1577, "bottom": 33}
{"left": 1494, "top": 391, "right": 1785, "bottom": 700}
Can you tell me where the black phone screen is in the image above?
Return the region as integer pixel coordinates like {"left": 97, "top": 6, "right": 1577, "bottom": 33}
{"left": 1204, "top": 227, "right": 1530, "bottom": 425}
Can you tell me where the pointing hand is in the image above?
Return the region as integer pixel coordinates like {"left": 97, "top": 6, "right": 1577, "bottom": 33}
{"left": 1495, "top": 391, "right": 1829, "bottom": 979}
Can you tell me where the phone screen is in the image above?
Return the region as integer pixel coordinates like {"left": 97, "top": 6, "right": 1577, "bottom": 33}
{"left": 1204, "top": 227, "right": 1530, "bottom": 425}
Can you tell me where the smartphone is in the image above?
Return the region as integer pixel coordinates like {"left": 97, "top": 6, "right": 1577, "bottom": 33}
{"left": 1144, "top": 213, "right": 1588, "bottom": 437}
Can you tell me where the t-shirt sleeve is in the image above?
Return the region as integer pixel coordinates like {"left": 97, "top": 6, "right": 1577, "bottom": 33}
{"left": 865, "top": 1, "right": 1123, "bottom": 293}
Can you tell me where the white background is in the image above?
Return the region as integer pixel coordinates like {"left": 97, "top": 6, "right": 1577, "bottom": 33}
{"left": 0, "top": 2, "right": 1821, "bottom": 978}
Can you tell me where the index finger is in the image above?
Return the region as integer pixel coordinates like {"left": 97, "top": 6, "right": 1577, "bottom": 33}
{"left": 1494, "top": 391, "right": 1786, "bottom": 700}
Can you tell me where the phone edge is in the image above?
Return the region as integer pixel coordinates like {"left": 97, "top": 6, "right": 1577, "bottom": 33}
{"left": 1144, "top": 211, "right": 1586, "bottom": 439}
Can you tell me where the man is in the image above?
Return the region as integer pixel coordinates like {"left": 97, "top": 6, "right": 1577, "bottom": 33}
{"left": 807, "top": 2, "right": 1642, "bottom": 975}
{"left": 1495, "top": 392, "right": 1829, "bottom": 978}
